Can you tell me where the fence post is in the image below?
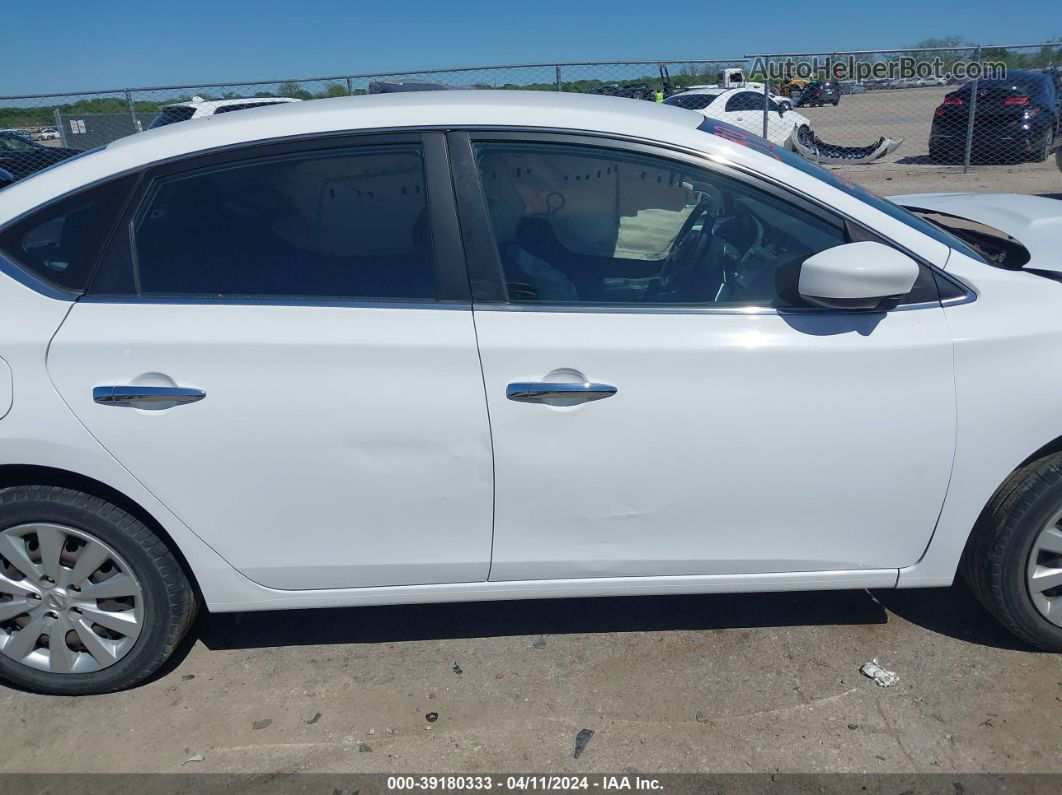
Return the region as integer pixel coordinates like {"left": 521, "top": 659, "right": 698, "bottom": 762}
{"left": 762, "top": 54, "right": 770, "bottom": 139}
{"left": 125, "top": 90, "right": 139, "bottom": 134}
{"left": 555, "top": 65, "right": 562, "bottom": 92}
{"left": 346, "top": 77, "right": 353, "bottom": 96}
{"left": 54, "top": 108, "right": 66, "bottom": 149}
{"left": 962, "top": 47, "right": 980, "bottom": 174}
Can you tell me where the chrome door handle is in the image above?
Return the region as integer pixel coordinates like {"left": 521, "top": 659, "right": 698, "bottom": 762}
{"left": 93, "top": 386, "right": 206, "bottom": 407}
{"left": 506, "top": 382, "right": 617, "bottom": 403}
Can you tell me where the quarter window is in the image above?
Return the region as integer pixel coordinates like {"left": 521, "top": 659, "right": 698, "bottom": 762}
{"left": 473, "top": 142, "right": 847, "bottom": 307}
{"left": 125, "top": 145, "right": 436, "bottom": 300}
{"left": 0, "top": 175, "right": 136, "bottom": 292}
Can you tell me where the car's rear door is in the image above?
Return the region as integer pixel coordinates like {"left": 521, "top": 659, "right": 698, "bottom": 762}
{"left": 46, "top": 132, "right": 495, "bottom": 590}
{"left": 451, "top": 131, "right": 957, "bottom": 582}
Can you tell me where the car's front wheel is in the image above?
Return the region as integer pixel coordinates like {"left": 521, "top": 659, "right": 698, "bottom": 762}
{"left": 0, "top": 486, "right": 198, "bottom": 694}
{"left": 961, "top": 454, "right": 1062, "bottom": 650}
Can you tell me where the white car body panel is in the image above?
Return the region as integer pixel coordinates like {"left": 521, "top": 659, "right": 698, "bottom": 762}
{"left": 900, "top": 252, "right": 1062, "bottom": 586}
{"left": 0, "top": 275, "right": 250, "bottom": 601}
{"left": 1, "top": 92, "right": 1058, "bottom": 612}
{"left": 47, "top": 303, "right": 494, "bottom": 590}
{"left": 890, "top": 192, "right": 1062, "bottom": 269}
{"left": 475, "top": 307, "right": 955, "bottom": 580}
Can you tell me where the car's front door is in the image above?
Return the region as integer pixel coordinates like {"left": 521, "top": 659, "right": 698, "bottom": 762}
{"left": 45, "top": 133, "right": 494, "bottom": 590}
{"left": 452, "top": 133, "right": 956, "bottom": 582}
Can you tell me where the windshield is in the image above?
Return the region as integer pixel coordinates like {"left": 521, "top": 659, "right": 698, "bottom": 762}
{"left": 697, "top": 118, "right": 989, "bottom": 263}
{"left": 664, "top": 94, "right": 717, "bottom": 111}
{"left": 148, "top": 106, "right": 197, "bottom": 129}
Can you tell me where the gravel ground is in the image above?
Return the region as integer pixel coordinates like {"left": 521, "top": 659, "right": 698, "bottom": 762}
{"left": 2, "top": 582, "right": 1061, "bottom": 775}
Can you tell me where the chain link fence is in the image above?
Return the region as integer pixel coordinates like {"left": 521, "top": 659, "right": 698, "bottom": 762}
{"left": 1, "top": 44, "right": 1060, "bottom": 191}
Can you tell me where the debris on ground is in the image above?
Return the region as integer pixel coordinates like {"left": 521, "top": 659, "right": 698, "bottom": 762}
{"left": 252, "top": 719, "right": 272, "bottom": 730}
{"left": 306, "top": 712, "right": 322, "bottom": 725}
{"left": 573, "top": 728, "right": 594, "bottom": 759}
{"left": 860, "top": 659, "right": 899, "bottom": 688}
{"left": 358, "top": 743, "right": 373, "bottom": 753}
{"left": 695, "top": 711, "right": 707, "bottom": 723}
{"left": 426, "top": 712, "right": 438, "bottom": 723}
{"left": 532, "top": 636, "right": 547, "bottom": 649}
{"left": 182, "top": 750, "right": 205, "bottom": 765}
{"left": 453, "top": 662, "right": 463, "bottom": 675}
{"left": 847, "top": 723, "right": 859, "bottom": 730}
{"left": 181, "top": 674, "right": 195, "bottom": 681}
{"left": 367, "top": 728, "right": 375, "bottom": 735}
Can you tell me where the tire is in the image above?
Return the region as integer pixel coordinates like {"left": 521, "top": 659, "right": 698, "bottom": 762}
{"left": 928, "top": 143, "right": 954, "bottom": 164}
{"left": 960, "top": 453, "right": 1062, "bottom": 650}
{"left": 1028, "top": 130, "right": 1052, "bottom": 163}
{"left": 0, "top": 486, "right": 198, "bottom": 694}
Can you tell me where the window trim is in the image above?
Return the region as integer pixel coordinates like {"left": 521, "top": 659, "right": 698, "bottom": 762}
{"left": 87, "top": 131, "right": 471, "bottom": 305}
{"left": 450, "top": 129, "right": 957, "bottom": 314}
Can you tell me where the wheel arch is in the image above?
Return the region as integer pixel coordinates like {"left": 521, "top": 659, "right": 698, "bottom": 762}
{"left": 900, "top": 430, "right": 1062, "bottom": 588}
{"left": 0, "top": 464, "right": 203, "bottom": 603}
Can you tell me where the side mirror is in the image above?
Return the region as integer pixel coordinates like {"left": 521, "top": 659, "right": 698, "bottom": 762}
{"left": 778, "top": 105, "right": 787, "bottom": 116}
{"left": 798, "top": 241, "right": 919, "bottom": 310}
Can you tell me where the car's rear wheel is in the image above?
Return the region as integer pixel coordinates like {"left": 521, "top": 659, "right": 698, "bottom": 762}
{"left": 928, "top": 142, "right": 954, "bottom": 163}
{"left": 1028, "top": 130, "right": 1052, "bottom": 163}
{"left": 0, "top": 486, "right": 198, "bottom": 694}
{"left": 961, "top": 453, "right": 1062, "bottom": 650}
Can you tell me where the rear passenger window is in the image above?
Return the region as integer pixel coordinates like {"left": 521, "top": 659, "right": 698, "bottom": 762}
{"left": 0, "top": 175, "right": 136, "bottom": 292}
{"left": 125, "top": 146, "right": 435, "bottom": 300}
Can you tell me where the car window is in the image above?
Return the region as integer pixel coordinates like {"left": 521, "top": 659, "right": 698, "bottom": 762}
{"left": 662, "top": 94, "right": 717, "bottom": 111}
{"left": 214, "top": 101, "right": 285, "bottom": 115}
{"left": 147, "top": 106, "right": 197, "bottom": 129}
{"left": 119, "top": 145, "right": 436, "bottom": 300}
{"left": 0, "top": 175, "right": 137, "bottom": 291}
{"left": 473, "top": 141, "right": 847, "bottom": 307}
{"left": 724, "top": 92, "right": 768, "bottom": 112}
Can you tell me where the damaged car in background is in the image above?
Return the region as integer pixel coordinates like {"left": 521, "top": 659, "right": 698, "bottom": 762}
{"left": 664, "top": 69, "right": 903, "bottom": 164}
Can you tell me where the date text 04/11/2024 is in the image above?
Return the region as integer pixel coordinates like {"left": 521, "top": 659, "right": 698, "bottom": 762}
{"left": 385, "top": 776, "right": 664, "bottom": 791}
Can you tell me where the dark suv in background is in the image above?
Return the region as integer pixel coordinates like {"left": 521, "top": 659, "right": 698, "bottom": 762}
{"left": 795, "top": 80, "right": 841, "bottom": 107}
{"left": 930, "top": 69, "right": 1061, "bottom": 163}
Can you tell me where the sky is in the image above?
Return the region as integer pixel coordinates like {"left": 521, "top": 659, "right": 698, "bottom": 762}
{"left": 5, "top": 0, "right": 1060, "bottom": 96}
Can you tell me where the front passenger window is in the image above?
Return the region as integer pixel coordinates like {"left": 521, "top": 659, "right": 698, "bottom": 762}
{"left": 473, "top": 142, "right": 847, "bottom": 307}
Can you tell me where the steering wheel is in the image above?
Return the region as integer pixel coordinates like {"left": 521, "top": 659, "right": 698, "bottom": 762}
{"left": 713, "top": 213, "right": 768, "bottom": 301}
{"left": 659, "top": 197, "right": 716, "bottom": 292}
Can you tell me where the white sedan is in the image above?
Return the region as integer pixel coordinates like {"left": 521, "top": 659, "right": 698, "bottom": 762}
{"left": 0, "top": 91, "right": 1061, "bottom": 694}
{"left": 663, "top": 87, "right": 810, "bottom": 147}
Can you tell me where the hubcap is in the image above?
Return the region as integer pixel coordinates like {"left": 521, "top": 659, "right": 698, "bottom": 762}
{"left": 0, "top": 524, "right": 143, "bottom": 674}
{"left": 1027, "top": 509, "right": 1062, "bottom": 627}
